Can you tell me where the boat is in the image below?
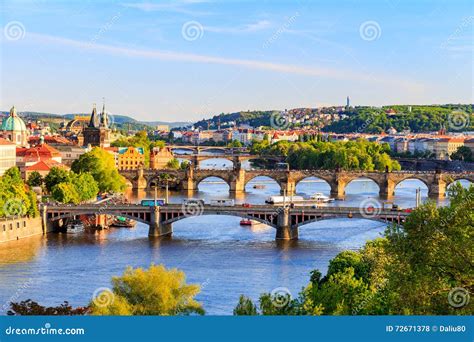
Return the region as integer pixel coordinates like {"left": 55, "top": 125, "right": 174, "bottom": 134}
{"left": 239, "top": 219, "right": 253, "bottom": 226}
{"left": 253, "top": 184, "right": 266, "bottom": 189}
{"left": 110, "top": 216, "right": 136, "bottom": 228}
{"left": 309, "top": 192, "right": 335, "bottom": 203}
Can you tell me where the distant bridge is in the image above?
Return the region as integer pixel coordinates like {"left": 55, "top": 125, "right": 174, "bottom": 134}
{"left": 119, "top": 168, "right": 474, "bottom": 199}
{"left": 43, "top": 204, "right": 410, "bottom": 240}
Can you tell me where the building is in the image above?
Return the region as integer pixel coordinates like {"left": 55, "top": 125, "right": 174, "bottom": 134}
{"left": 434, "top": 138, "right": 465, "bottom": 160}
{"left": 117, "top": 147, "right": 145, "bottom": 170}
{"left": 150, "top": 147, "right": 174, "bottom": 169}
{"left": 83, "top": 103, "right": 111, "bottom": 148}
{"left": 16, "top": 139, "right": 65, "bottom": 178}
{"left": 1, "top": 106, "right": 29, "bottom": 146}
{"left": 24, "top": 159, "right": 69, "bottom": 179}
{"left": 0, "top": 138, "right": 16, "bottom": 176}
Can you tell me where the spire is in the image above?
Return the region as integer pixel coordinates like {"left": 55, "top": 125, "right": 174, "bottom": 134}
{"left": 89, "top": 103, "right": 98, "bottom": 128}
{"left": 100, "top": 98, "right": 108, "bottom": 128}
{"left": 10, "top": 106, "right": 17, "bottom": 117}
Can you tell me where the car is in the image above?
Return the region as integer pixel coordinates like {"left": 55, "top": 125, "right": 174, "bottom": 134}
{"left": 242, "top": 203, "right": 252, "bottom": 208}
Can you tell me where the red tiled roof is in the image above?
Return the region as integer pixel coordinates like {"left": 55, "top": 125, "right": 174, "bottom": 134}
{"left": 25, "top": 159, "right": 69, "bottom": 172}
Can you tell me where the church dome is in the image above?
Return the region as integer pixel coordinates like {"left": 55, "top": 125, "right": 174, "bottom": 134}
{"left": 1, "top": 106, "right": 27, "bottom": 132}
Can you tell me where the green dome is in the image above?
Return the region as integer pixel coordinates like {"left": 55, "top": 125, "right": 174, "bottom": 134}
{"left": 1, "top": 106, "right": 27, "bottom": 132}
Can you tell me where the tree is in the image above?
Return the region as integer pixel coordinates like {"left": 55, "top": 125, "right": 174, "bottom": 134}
{"left": 90, "top": 264, "right": 204, "bottom": 315}
{"left": 451, "top": 146, "right": 473, "bottom": 162}
{"left": 72, "top": 147, "right": 126, "bottom": 193}
{"left": 0, "top": 167, "right": 38, "bottom": 218}
{"left": 71, "top": 173, "right": 99, "bottom": 202}
{"left": 27, "top": 171, "right": 43, "bottom": 187}
{"left": 44, "top": 167, "right": 70, "bottom": 192}
{"left": 180, "top": 160, "right": 190, "bottom": 170}
{"left": 8, "top": 300, "right": 89, "bottom": 316}
{"left": 233, "top": 295, "right": 258, "bottom": 315}
{"left": 384, "top": 183, "right": 474, "bottom": 315}
{"left": 51, "top": 182, "right": 80, "bottom": 204}
{"left": 166, "top": 158, "right": 180, "bottom": 169}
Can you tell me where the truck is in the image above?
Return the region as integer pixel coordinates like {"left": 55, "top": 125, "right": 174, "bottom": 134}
{"left": 209, "top": 199, "right": 235, "bottom": 207}
{"left": 140, "top": 199, "right": 166, "bottom": 206}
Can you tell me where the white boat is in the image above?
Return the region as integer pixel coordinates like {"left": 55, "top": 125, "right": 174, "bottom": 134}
{"left": 310, "top": 192, "right": 334, "bottom": 203}
{"left": 209, "top": 199, "right": 235, "bottom": 207}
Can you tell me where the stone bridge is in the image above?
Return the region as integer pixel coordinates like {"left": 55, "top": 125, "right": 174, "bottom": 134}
{"left": 176, "top": 154, "right": 284, "bottom": 168}
{"left": 43, "top": 204, "right": 410, "bottom": 240}
{"left": 119, "top": 168, "right": 474, "bottom": 199}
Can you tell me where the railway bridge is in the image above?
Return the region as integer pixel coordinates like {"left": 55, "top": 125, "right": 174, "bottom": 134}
{"left": 43, "top": 204, "right": 410, "bottom": 240}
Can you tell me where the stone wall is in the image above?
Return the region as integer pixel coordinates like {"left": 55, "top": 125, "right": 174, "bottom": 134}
{"left": 0, "top": 217, "right": 44, "bottom": 243}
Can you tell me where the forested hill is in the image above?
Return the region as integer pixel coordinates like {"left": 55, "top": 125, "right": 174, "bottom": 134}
{"left": 323, "top": 105, "right": 474, "bottom": 133}
{"left": 194, "top": 111, "right": 278, "bottom": 129}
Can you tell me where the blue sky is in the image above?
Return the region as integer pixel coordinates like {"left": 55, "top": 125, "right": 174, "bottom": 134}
{"left": 1, "top": 0, "right": 473, "bottom": 122}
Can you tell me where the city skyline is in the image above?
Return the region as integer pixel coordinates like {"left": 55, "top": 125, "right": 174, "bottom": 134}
{"left": 1, "top": 0, "right": 473, "bottom": 121}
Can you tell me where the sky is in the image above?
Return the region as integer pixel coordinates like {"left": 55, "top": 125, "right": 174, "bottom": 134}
{"left": 1, "top": 0, "right": 473, "bottom": 122}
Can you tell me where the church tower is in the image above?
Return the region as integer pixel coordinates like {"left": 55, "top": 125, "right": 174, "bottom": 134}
{"left": 83, "top": 102, "right": 111, "bottom": 148}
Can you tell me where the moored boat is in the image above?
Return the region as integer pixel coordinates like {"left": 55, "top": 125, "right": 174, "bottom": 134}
{"left": 239, "top": 219, "right": 253, "bottom": 226}
{"left": 110, "top": 217, "right": 136, "bottom": 228}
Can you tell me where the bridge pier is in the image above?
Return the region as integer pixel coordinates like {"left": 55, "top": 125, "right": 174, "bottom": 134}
{"left": 330, "top": 180, "right": 346, "bottom": 200}
{"left": 149, "top": 206, "right": 173, "bottom": 237}
{"left": 229, "top": 168, "right": 245, "bottom": 193}
{"left": 379, "top": 179, "right": 395, "bottom": 199}
{"left": 133, "top": 168, "right": 147, "bottom": 190}
{"left": 276, "top": 208, "right": 298, "bottom": 240}
{"left": 280, "top": 180, "right": 296, "bottom": 196}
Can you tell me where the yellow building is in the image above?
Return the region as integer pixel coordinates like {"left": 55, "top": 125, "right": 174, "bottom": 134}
{"left": 150, "top": 147, "right": 174, "bottom": 169}
{"left": 434, "top": 138, "right": 465, "bottom": 160}
{"left": 116, "top": 146, "right": 145, "bottom": 170}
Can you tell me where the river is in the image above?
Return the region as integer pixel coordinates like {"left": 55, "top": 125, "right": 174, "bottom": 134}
{"left": 0, "top": 157, "right": 469, "bottom": 315}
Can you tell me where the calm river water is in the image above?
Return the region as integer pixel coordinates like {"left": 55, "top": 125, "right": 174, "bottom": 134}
{"left": 0, "top": 157, "right": 468, "bottom": 315}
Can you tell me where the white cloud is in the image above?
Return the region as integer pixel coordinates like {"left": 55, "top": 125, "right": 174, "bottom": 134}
{"left": 205, "top": 20, "right": 272, "bottom": 34}
{"left": 6, "top": 32, "right": 422, "bottom": 91}
{"left": 121, "top": 1, "right": 212, "bottom": 16}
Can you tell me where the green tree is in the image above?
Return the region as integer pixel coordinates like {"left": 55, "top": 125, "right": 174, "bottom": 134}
{"left": 72, "top": 147, "right": 126, "bottom": 193}
{"left": 27, "top": 171, "right": 43, "bottom": 187}
{"left": 51, "top": 182, "right": 80, "bottom": 204}
{"left": 71, "top": 173, "right": 99, "bottom": 202}
{"left": 44, "top": 167, "right": 70, "bottom": 192}
{"left": 233, "top": 295, "right": 258, "bottom": 315}
{"left": 166, "top": 158, "right": 180, "bottom": 169}
{"left": 451, "top": 146, "right": 473, "bottom": 162}
{"left": 90, "top": 264, "right": 204, "bottom": 315}
{"left": 0, "top": 167, "right": 38, "bottom": 218}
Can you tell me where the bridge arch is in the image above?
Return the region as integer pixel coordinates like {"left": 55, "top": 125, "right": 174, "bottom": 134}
{"left": 344, "top": 176, "right": 381, "bottom": 195}
{"left": 245, "top": 175, "right": 282, "bottom": 193}
{"left": 446, "top": 177, "right": 473, "bottom": 188}
{"left": 48, "top": 211, "right": 151, "bottom": 225}
{"left": 295, "top": 176, "right": 332, "bottom": 195}
{"left": 162, "top": 212, "right": 278, "bottom": 229}
{"left": 293, "top": 215, "right": 404, "bottom": 229}
{"left": 196, "top": 175, "right": 231, "bottom": 191}
{"left": 244, "top": 174, "right": 283, "bottom": 190}
{"left": 394, "top": 177, "right": 429, "bottom": 197}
